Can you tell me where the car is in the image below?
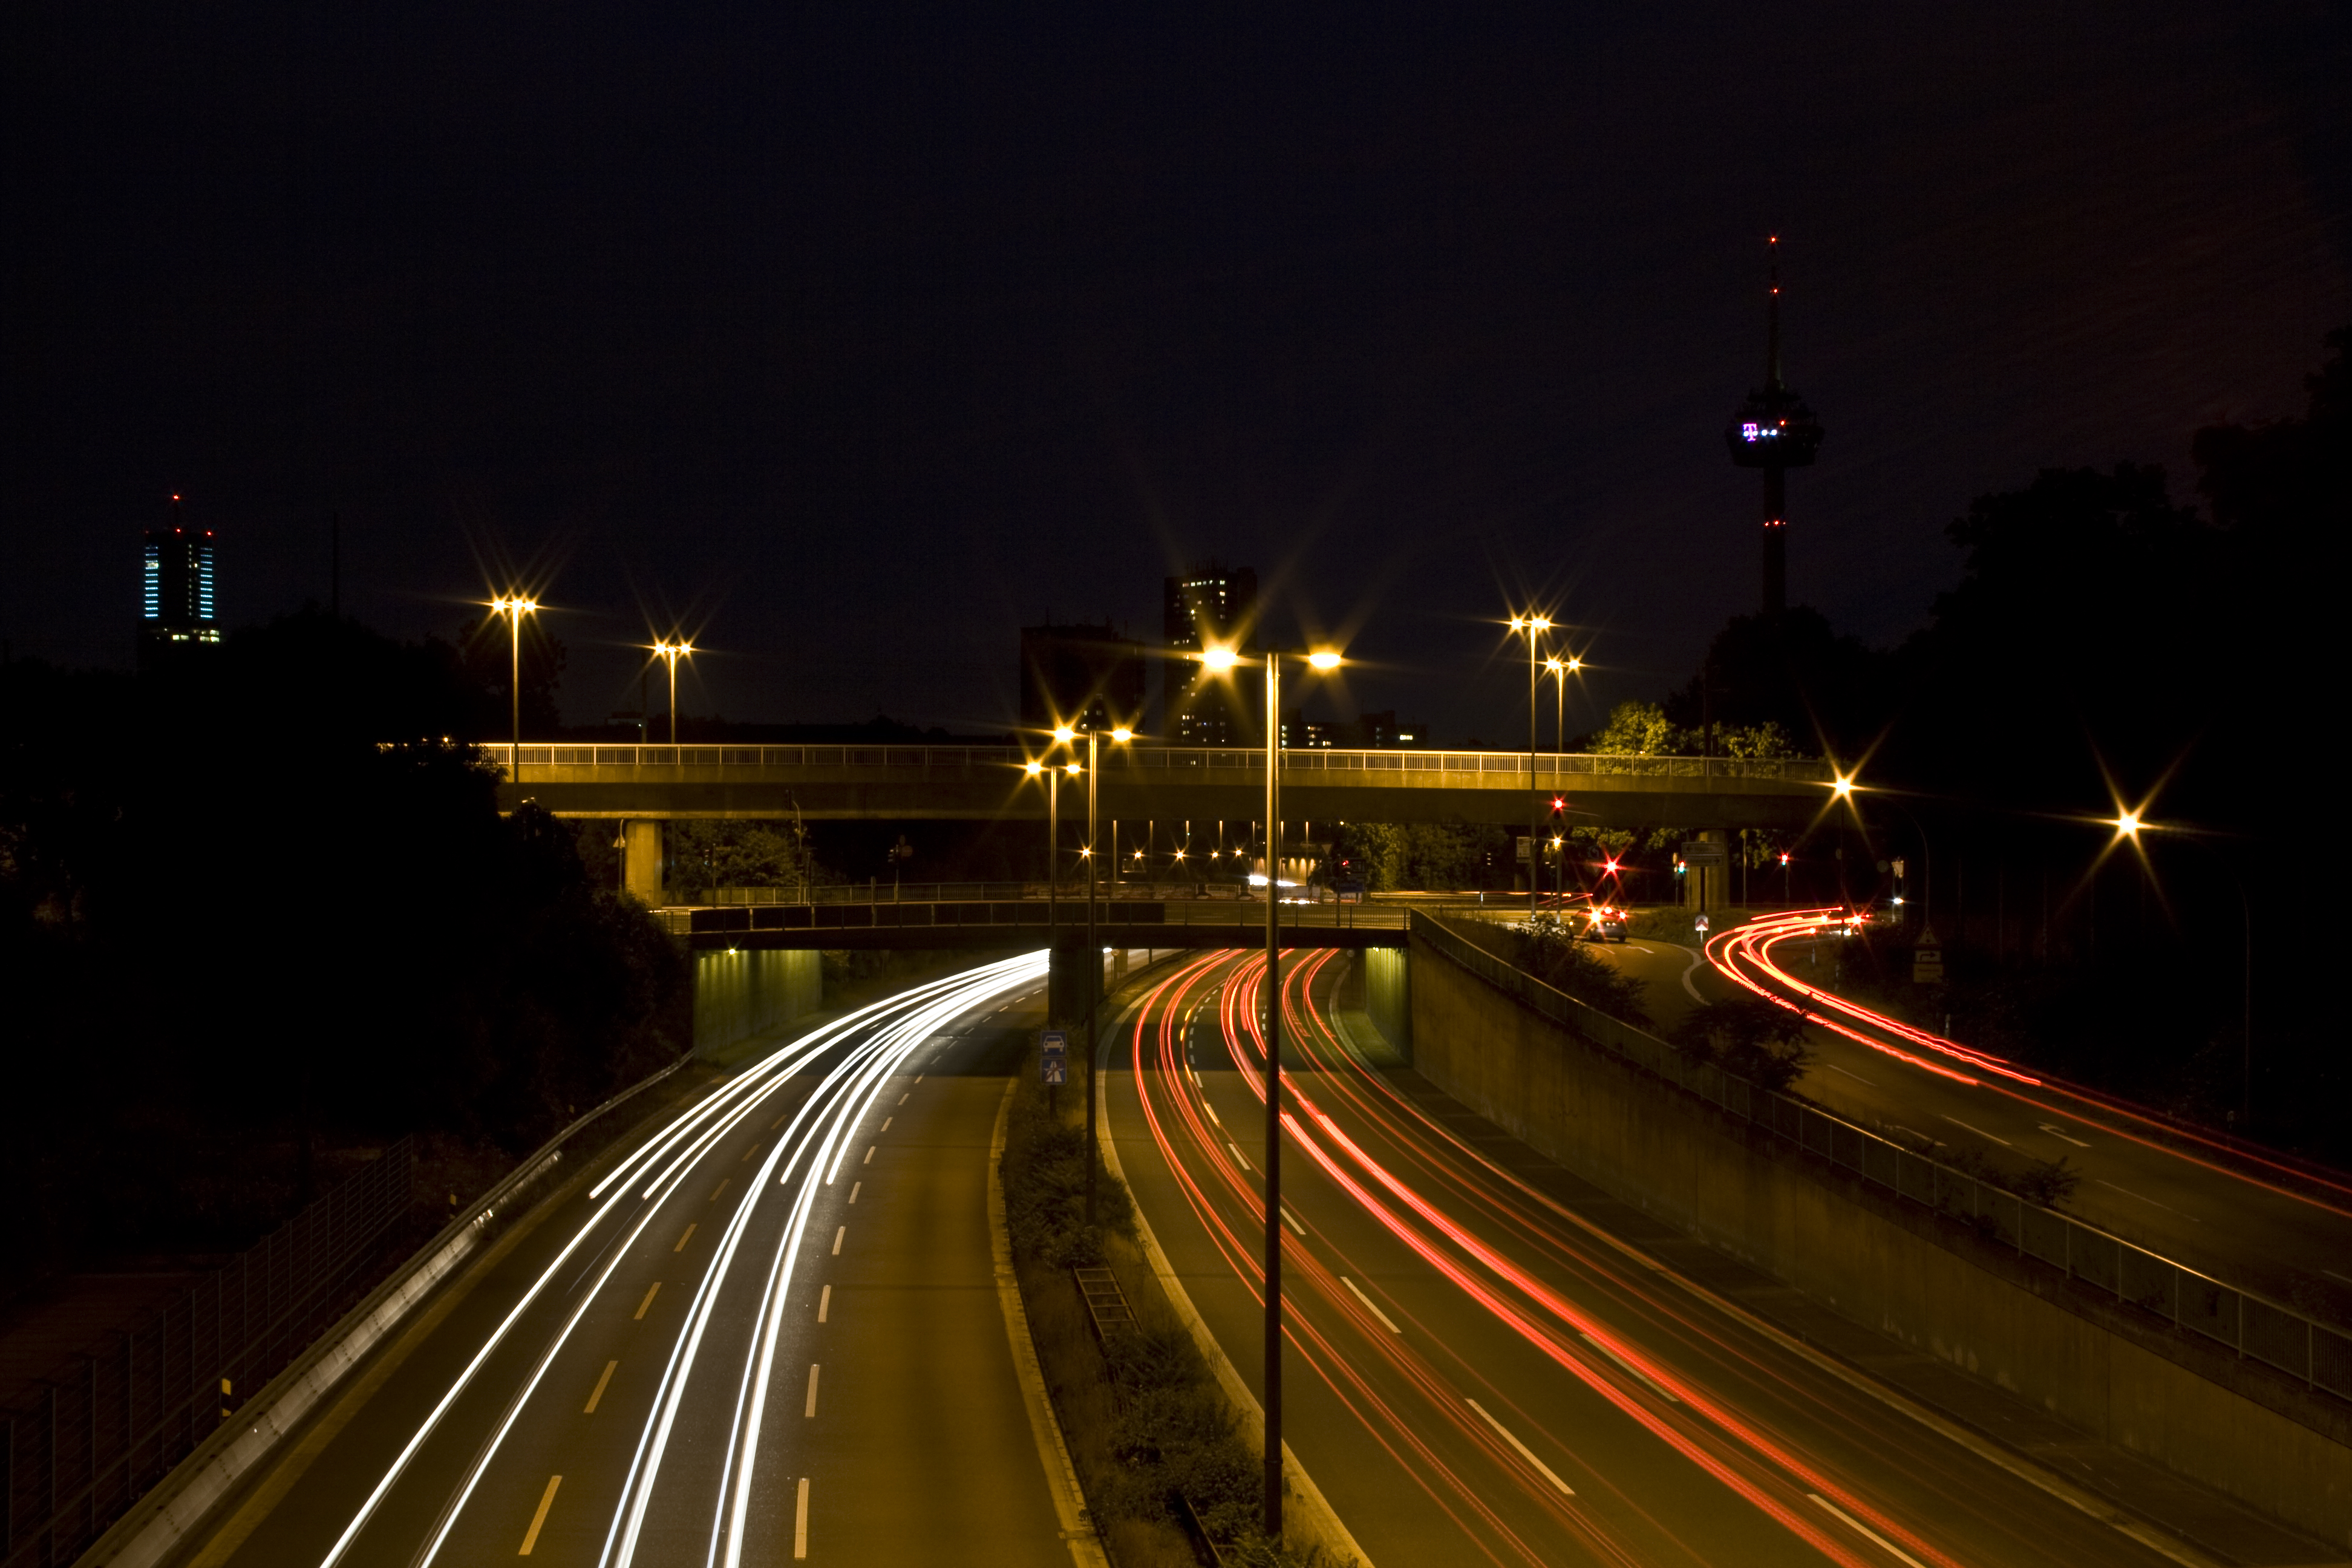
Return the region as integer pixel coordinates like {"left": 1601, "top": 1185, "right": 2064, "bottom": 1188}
{"left": 1583, "top": 906, "right": 1629, "bottom": 942}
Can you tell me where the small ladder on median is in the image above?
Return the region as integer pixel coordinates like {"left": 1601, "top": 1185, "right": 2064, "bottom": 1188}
{"left": 1072, "top": 1266, "right": 1135, "bottom": 1343}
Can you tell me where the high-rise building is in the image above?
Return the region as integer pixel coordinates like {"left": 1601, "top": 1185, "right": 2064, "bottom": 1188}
{"left": 139, "top": 496, "right": 220, "bottom": 670}
{"left": 1162, "top": 563, "right": 1259, "bottom": 744}
{"left": 1019, "top": 622, "right": 1146, "bottom": 734}
{"left": 1724, "top": 238, "right": 1825, "bottom": 615}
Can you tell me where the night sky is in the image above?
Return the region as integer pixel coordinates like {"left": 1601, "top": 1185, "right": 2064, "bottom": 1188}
{"left": 5, "top": 2, "right": 2345, "bottom": 743}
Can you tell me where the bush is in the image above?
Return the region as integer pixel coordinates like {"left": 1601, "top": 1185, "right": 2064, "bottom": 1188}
{"left": 1669, "top": 997, "right": 1812, "bottom": 1092}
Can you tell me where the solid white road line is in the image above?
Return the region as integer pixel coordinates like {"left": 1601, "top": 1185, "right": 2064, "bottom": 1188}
{"left": 817, "top": 1284, "right": 831, "bottom": 1322}
{"left": 794, "top": 1477, "right": 811, "bottom": 1560}
{"left": 519, "top": 1475, "right": 561, "bottom": 1556}
{"left": 2097, "top": 1178, "right": 2197, "bottom": 1220}
{"left": 1578, "top": 1333, "right": 1679, "bottom": 1403}
{"left": 1465, "top": 1399, "right": 1574, "bottom": 1496}
{"left": 803, "top": 1364, "right": 820, "bottom": 1417}
{"left": 1339, "top": 1276, "right": 1401, "bottom": 1334}
{"left": 584, "top": 1361, "right": 618, "bottom": 1414}
{"left": 1940, "top": 1115, "right": 2011, "bottom": 1147}
{"left": 1808, "top": 1492, "right": 1928, "bottom": 1568}
{"left": 831, "top": 1225, "right": 846, "bottom": 1255}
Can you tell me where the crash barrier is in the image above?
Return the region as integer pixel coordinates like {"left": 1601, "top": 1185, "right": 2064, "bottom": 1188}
{"left": 74, "top": 1052, "right": 705, "bottom": 1568}
{"left": 1414, "top": 911, "right": 2352, "bottom": 1399}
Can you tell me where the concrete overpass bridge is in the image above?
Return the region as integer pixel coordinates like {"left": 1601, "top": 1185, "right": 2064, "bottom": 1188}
{"left": 499, "top": 740, "right": 1834, "bottom": 829}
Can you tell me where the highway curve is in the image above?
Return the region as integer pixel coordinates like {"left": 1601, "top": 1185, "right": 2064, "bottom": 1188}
{"left": 1105, "top": 946, "right": 2209, "bottom": 1568}
{"left": 172, "top": 953, "right": 1073, "bottom": 1568}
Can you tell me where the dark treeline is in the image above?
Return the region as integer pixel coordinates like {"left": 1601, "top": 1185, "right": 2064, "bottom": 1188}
{"left": 0, "top": 611, "right": 688, "bottom": 1287}
{"left": 1651, "top": 328, "right": 2347, "bottom": 1156}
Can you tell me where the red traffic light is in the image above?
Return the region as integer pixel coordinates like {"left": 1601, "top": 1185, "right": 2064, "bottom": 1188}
{"left": 1550, "top": 797, "right": 1565, "bottom": 811}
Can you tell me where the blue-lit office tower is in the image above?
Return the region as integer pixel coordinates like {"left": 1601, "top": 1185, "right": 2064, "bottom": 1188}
{"left": 1724, "top": 239, "right": 1825, "bottom": 616}
{"left": 140, "top": 497, "right": 220, "bottom": 670}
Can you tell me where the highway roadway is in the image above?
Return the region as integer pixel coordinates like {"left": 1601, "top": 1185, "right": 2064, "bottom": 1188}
{"left": 1578, "top": 916, "right": 2352, "bottom": 1314}
{"left": 174, "top": 954, "right": 1074, "bottom": 1568}
{"left": 1104, "top": 946, "right": 2232, "bottom": 1568}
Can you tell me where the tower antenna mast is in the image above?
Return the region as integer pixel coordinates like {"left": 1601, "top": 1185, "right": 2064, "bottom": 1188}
{"left": 1725, "top": 235, "right": 1824, "bottom": 615}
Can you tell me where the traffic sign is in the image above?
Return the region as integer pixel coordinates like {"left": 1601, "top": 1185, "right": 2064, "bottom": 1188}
{"left": 1679, "top": 839, "right": 1728, "bottom": 866}
{"left": 1040, "top": 1029, "right": 1068, "bottom": 1084}
{"left": 1912, "top": 946, "right": 1945, "bottom": 984}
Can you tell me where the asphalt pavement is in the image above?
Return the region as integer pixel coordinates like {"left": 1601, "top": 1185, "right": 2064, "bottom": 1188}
{"left": 171, "top": 956, "right": 1071, "bottom": 1568}
{"left": 1584, "top": 926, "right": 2352, "bottom": 1312}
{"left": 1103, "top": 946, "right": 2334, "bottom": 1567}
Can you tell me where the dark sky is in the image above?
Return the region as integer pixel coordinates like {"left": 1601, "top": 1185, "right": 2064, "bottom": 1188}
{"left": 5, "top": 2, "right": 2346, "bottom": 742}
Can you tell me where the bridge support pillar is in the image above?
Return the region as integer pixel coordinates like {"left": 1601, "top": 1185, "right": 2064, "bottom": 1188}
{"left": 623, "top": 820, "right": 664, "bottom": 905}
{"left": 1698, "top": 828, "right": 1729, "bottom": 914}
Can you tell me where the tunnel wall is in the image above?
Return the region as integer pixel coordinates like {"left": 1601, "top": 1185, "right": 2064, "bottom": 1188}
{"left": 1406, "top": 930, "right": 2352, "bottom": 1548}
{"left": 693, "top": 948, "right": 822, "bottom": 1056}
{"left": 1364, "top": 944, "right": 1412, "bottom": 1059}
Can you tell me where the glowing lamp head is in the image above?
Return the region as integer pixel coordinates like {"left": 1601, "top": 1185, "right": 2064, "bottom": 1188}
{"left": 1307, "top": 649, "right": 1341, "bottom": 671}
{"left": 1024, "top": 762, "right": 1042, "bottom": 776}
{"left": 1111, "top": 727, "right": 1132, "bottom": 743}
{"left": 1832, "top": 775, "right": 1855, "bottom": 797}
{"left": 2115, "top": 812, "right": 2140, "bottom": 837}
{"left": 1200, "top": 645, "right": 1240, "bottom": 673}
{"left": 1052, "top": 725, "right": 1076, "bottom": 744}
{"left": 1065, "top": 762, "right": 1081, "bottom": 776}
{"left": 1604, "top": 859, "right": 1619, "bottom": 874}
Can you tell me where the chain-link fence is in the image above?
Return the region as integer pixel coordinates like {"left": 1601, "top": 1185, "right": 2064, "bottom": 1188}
{"left": 0, "top": 1138, "right": 413, "bottom": 1568}
{"left": 1414, "top": 912, "right": 2352, "bottom": 1402}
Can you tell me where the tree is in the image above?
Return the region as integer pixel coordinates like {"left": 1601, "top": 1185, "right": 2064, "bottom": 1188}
{"left": 1670, "top": 997, "right": 1811, "bottom": 1092}
{"left": 665, "top": 820, "right": 813, "bottom": 898}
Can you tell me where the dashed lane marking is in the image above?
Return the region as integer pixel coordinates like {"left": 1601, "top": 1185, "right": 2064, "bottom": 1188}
{"left": 634, "top": 1282, "right": 661, "bottom": 1320}
{"left": 1339, "top": 1276, "right": 1401, "bottom": 1333}
{"left": 518, "top": 1475, "right": 561, "bottom": 1556}
{"left": 1466, "top": 1399, "right": 1574, "bottom": 1496}
{"left": 583, "top": 1361, "right": 618, "bottom": 1414}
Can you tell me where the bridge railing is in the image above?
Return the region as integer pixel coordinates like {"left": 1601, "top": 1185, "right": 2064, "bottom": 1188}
{"left": 497, "top": 743, "right": 1832, "bottom": 783}
{"left": 657, "top": 898, "right": 1414, "bottom": 937}
{"left": 1412, "top": 911, "right": 2352, "bottom": 1404}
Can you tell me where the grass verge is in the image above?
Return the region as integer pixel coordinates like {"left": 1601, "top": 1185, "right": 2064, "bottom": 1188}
{"left": 1000, "top": 1053, "right": 1322, "bottom": 1567}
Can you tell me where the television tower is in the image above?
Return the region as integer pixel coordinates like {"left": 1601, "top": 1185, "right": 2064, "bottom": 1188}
{"left": 1724, "top": 237, "right": 1824, "bottom": 615}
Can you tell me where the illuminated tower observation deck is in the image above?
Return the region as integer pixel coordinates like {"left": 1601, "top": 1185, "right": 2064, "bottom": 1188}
{"left": 1723, "top": 238, "right": 1824, "bottom": 616}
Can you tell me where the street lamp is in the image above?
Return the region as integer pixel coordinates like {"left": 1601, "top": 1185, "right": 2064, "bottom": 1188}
{"left": 1201, "top": 639, "right": 1342, "bottom": 1541}
{"left": 1079, "top": 722, "right": 1131, "bottom": 1228}
{"left": 652, "top": 639, "right": 694, "bottom": 744}
{"left": 490, "top": 596, "right": 538, "bottom": 780}
{"left": 1508, "top": 615, "right": 1552, "bottom": 904}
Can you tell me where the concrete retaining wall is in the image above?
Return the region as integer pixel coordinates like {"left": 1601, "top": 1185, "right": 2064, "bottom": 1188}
{"left": 1364, "top": 944, "right": 1411, "bottom": 1057}
{"left": 693, "top": 947, "right": 821, "bottom": 1054}
{"left": 1406, "top": 932, "right": 2352, "bottom": 1548}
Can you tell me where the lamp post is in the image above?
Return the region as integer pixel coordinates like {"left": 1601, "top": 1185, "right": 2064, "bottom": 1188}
{"left": 652, "top": 639, "right": 694, "bottom": 744}
{"left": 1509, "top": 615, "right": 1551, "bottom": 903}
{"left": 1075, "top": 723, "right": 1131, "bottom": 1226}
{"left": 1201, "top": 640, "right": 1341, "bottom": 1541}
{"left": 491, "top": 596, "right": 537, "bottom": 780}
{"left": 1544, "top": 653, "right": 1580, "bottom": 909}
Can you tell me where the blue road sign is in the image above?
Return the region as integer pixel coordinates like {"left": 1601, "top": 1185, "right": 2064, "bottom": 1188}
{"left": 1042, "top": 1058, "right": 1067, "bottom": 1085}
{"left": 1040, "top": 1029, "right": 1068, "bottom": 1083}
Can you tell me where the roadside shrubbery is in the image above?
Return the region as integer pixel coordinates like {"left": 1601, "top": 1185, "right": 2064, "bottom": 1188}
{"left": 1000, "top": 1063, "right": 1322, "bottom": 1567}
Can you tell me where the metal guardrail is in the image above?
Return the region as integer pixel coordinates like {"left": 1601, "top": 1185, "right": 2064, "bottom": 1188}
{"left": 2, "top": 1139, "right": 414, "bottom": 1568}
{"left": 495, "top": 742, "right": 1832, "bottom": 784}
{"left": 1411, "top": 912, "right": 2352, "bottom": 1403}
{"left": 658, "top": 898, "right": 1413, "bottom": 938}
